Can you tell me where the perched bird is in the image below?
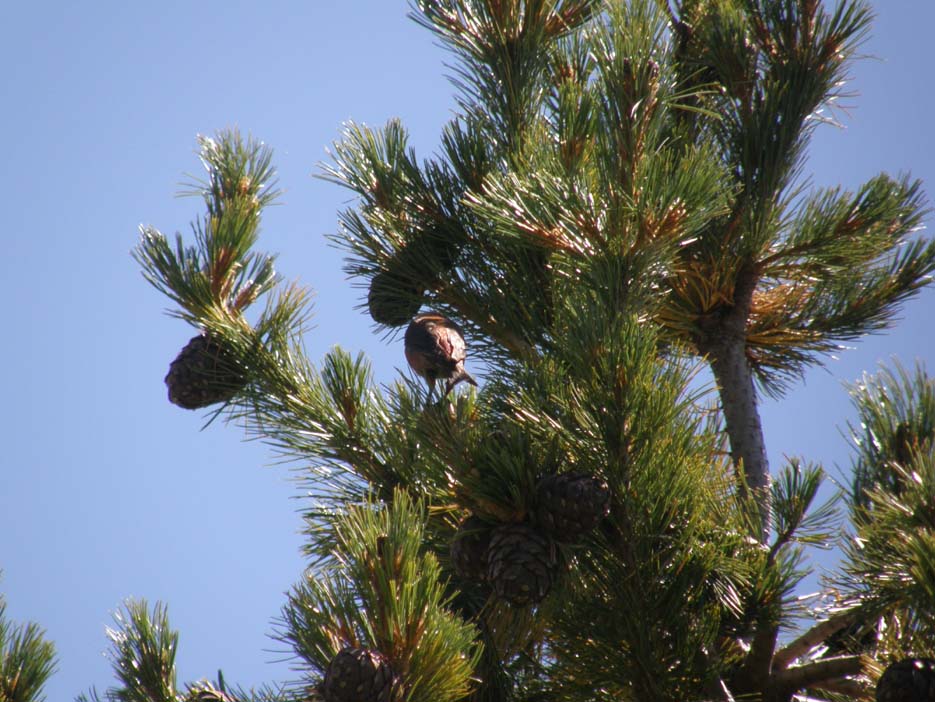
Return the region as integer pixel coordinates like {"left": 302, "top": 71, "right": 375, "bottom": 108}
{"left": 404, "top": 312, "right": 478, "bottom": 397}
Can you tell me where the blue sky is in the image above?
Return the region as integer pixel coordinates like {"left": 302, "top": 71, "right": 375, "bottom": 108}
{"left": 1, "top": 2, "right": 932, "bottom": 700}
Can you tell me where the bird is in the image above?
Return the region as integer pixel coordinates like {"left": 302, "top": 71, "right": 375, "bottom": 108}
{"left": 404, "top": 312, "right": 478, "bottom": 398}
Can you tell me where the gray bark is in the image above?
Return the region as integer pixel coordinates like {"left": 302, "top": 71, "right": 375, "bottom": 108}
{"left": 709, "top": 338, "right": 772, "bottom": 542}
{"left": 696, "top": 264, "right": 772, "bottom": 542}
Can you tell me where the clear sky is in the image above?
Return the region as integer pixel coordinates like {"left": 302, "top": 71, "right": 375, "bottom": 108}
{"left": 1, "top": 2, "right": 932, "bottom": 700}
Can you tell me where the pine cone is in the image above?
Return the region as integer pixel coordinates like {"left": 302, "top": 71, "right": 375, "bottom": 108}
{"left": 486, "top": 523, "right": 557, "bottom": 607}
{"left": 322, "top": 647, "right": 399, "bottom": 702}
{"left": 451, "top": 515, "right": 492, "bottom": 582}
{"left": 366, "top": 220, "right": 463, "bottom": 328}
{"left": 165, "top": 334, "right": 245, "bottom": 409}
{"left": 877, "top": 658, "right": 935, "bottom": 701}
{"left": 404, "top": 313, "right": 477, "bottom": 396}
{"left": 535, "top": 472, "right": 610, "bottom": 542}
{"left": 415, "top": 222, "right": 463, "bottom": 274}
{"left": 367, "top": 269, "right": 424, "bottom": 327}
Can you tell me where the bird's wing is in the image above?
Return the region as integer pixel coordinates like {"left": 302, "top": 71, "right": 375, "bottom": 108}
{"left": 440, "top": 325, "right": 467, "bottom": 363}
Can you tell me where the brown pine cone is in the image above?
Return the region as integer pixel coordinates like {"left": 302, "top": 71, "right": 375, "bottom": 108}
{"left": 486, "top": 523, "right": 557, "bottom": 607}
{"left": 322, "top": 647, "right": 399, "bottom": 702}
{"left": 877, "top": 658, "right": 935, "bottom": 701}
{"left": 165, "top": 333, "right": 245, "bottom": 409}
{"left": 535, "top": 472, "right": 610, "bottom": 542}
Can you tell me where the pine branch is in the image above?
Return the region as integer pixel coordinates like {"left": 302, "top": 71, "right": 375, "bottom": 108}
{"left": 102, "top": 600, "right": 179, "bottom": 702}
{"left": 746, "top": 177, "right": 932, "bottom": 384}
{"left": 726, "top": 442, "right": 842, "bottom": 694}
{"left": 763, "top": 175, "right": 927, "bottom": 275}
{"left": 732, "top": 508, "right": 841, "bottom": 698}
{"left": 838, "top": 453, "right": 935, "bottom": 641}
{"left": 181, "top": 130, "right": 280, "bottom": 218}
{"left": 409, "top": 0, "right": 598, "bottom": 152}
{"left": 805, "top": 677, "right": 871, "bottom": 699}
{"left": 133, "top": 129, "right": 281, "bottom": 327}
{"left": 238, "top": 344, "right": 400, "bottom": 497}
{"left": 797, "top": 236, "right": 935, "bottom": 341}
{"left": 714, "top": 0, "right": 873, "bottom": 238}
{"left": 0, "top": 597, "right": 57, "bottom": 702}
{"left": 769, "top": 654, "right": 864, "bottom": 694}
{"left": 88, "top": 601, "right": 289, "bottom": 702}
{"left": 773, "top": 609, "right": 859, "bottom": 670}
{"left": 768, "top": 460, "right": 838, "bottom": 561}
{"left": 847, "top": 360, "right": 935, "bottom": 513}
{"left": 280, "top": 492, "right": 481, "bottom": 702}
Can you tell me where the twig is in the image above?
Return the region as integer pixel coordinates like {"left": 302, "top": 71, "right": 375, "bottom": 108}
{"left": 806, "top": 677, "right": 870, "bottom": 699}
{"left": 770, "top": 655, "right": 863, "bottom": 692}
{"left": 772, "top": 609, "right": 859, "bottom": 670}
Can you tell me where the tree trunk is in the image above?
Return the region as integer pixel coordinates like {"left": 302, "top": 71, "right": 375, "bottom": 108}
{"left": 709, "top": 338, "right": 772, "bottom": 542}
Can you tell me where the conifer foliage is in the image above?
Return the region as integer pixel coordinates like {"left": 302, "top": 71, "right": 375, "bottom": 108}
{"left": 5, "top": 1, "right": 935, "bottom": 701}
{"left": 0, "top": 593, "right": 56, "bottom": 702}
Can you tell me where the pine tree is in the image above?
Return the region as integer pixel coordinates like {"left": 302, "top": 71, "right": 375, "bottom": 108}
{"left": 0, "top": 591, "right": 57, "bottom": 702}
{"left": 8, "top": 1, "right": 929, "bottom": 701}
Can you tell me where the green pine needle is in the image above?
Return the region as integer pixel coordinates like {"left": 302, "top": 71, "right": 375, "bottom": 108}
{"left": 0, "top": 597, "right": 57, "bottom": 702}
{"left": 133, "top": 129, "right": 283, "bottom": 326}
{"left": 281, "top": 492, "right": 481, "bottom": 702}
{"left": 102, "top": 600, "right": 179, "bottom": 702}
